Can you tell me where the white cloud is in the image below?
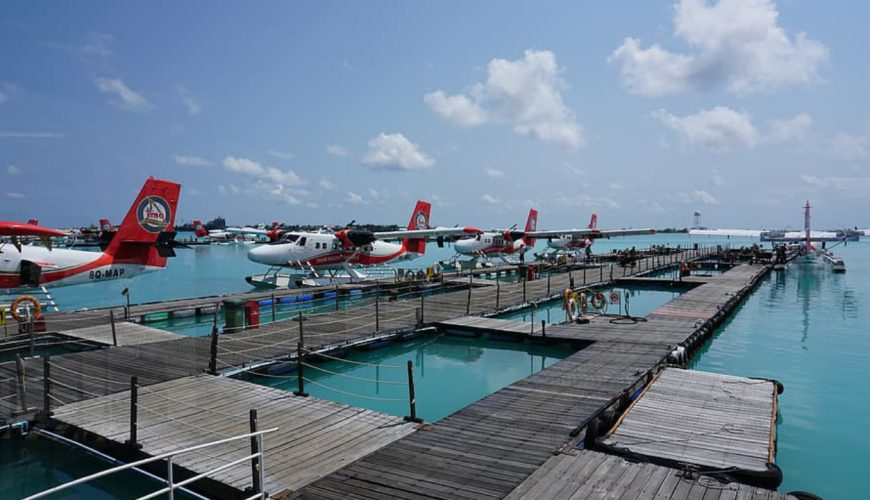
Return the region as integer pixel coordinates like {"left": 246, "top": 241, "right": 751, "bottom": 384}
{"left": 801, "top": 175, "right": 870, "bottom": 194}
{"left": 652, "top": 106, "right": 759, "bottom": 150}
{"left": 176, "top": 85, "right": 201, "bottom": 116}
{"left": 0, "top": 132, "right": 64, "bottom": 139}
{"left": 362, "top": 133, "right": 434, "bottom": 171}
{"left": 609, "top": 0, "right": 828, "bottom": 95}
{"left": 6, "top": 164, "right": 21, "bottom": 175}
{"left": 423, "top": 91, "right": 487, "bottom": 127}
{"left": 0, "top": 82, "right": 14, "bottom": 104}
{"left": 228, "top": 184, "right": 240, "bottom": 194}
{"left": 481, "top": 194, "right": 499, "bottom": 205}
{"left": 485, "top": 166, "right": 505, "bottom": 178}
{"left": 710, "top": 168, "right": 724, "bottom": 186}
{"left": 326, "top": 144, "right": 349, "bottom": 157}
{"left": 555, "top": 194, "right": 620, "bottom": 210}
{"left": 319, "top": 179, "right": 336, "bottom": 191}
{"left": 172, "top": 155, "right": 211, "bottom": 166}
{"left": 77, "top": 33, "right": 114, "bottom": 60}
{"left": 767, "top": 113, "right": 812, "bottom": 144}
{"left": 268, "top": 150, "right": 295, "bottom": 161}
{"left": 829, "top": 130, "right": 869, "bottom": 160}
{"left": 94, "top": 77, "right": 153, "bottom": 112}
{"left": 346, "top": 191, "right": 364, "bottom": 204}
{"left": 218, "top": 185, "right": 227, "bottom": 195}
{"left": 6, "top": 192, "right": 25, "bottom": 199}
{"left": 425, "top": 50, "right": 584, "bottom": 149}
{"left": 693, "top": 189, "right": 719, "bottom": 205}
{"left": 222, "top": 156, "right": 303, "bottom": 187}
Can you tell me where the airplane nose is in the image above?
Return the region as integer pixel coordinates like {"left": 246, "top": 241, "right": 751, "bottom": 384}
{"left": 247, "top": 244, "right": 274, "bottom": 264}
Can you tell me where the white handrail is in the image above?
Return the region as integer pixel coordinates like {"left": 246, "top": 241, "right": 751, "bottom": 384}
{"left": 25, "top": 427, "right": 278, "bottom": 500}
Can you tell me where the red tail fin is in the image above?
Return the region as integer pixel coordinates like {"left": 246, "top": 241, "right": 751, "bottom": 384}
{"left": 104, "top": 177, "right": 181, "bottom": 267}
{"left": 588, "top": 213, "right": 598, "bottom": 229}
{"left": 193, "top": 219, "right": 208, "bottom": 237}
{"left": 403, "top": 200, "right": 431, "bottom": 255}
{"left": 99, "top": 219, "right": 114, "bottom": 232}
{"left": 523, "top": 208, "right": 538, "bottom": 247}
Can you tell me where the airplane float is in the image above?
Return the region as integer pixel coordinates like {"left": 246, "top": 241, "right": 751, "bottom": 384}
{"left": 1, "top": 177, "right": 182, "bottom": 292}
{"left": 245, "top": 201, "right": 480, "bottom": 288}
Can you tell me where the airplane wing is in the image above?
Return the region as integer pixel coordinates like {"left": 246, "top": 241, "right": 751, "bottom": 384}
{"left": 225, "top": 227, "right": 269, "bottom": 236}
{"left": 526, "top": 228, "right": 656, "bottom": 238}
{"left": 0, "top": 221, "right": 68, "bottom": 251}
{"left": 689, "top": 229, "right": 762, "bottom": 237}
{"left": 374, "top": 226, "right": 481, "bottom": 240}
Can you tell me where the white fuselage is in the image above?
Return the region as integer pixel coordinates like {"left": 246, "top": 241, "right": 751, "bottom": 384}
{"left": 454, "top": 232, "right": 526, "bottom": 257}
{"left": 546, "top": 235, "right": 593, "bottom": 252}
{"left": 247, "top": 233, "right": 418, "bottom": 269}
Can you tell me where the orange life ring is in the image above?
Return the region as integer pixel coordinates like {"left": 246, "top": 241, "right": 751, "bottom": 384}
{"left": 10, "top": 295, "right": 41, "bottom": 322}
{"left": 591, "top": 293, "right": 607, "bottom": 310}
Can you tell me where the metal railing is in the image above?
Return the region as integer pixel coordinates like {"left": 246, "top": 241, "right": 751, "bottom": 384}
{"left": 24, "top": 426, "right": 278, "bottom": 500}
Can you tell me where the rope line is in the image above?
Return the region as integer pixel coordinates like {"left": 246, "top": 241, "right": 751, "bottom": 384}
{"left": 300, "top": 377, "right": 407, "bottom": 402}
{"left": 300, "top": 362, "right": 408, "bottom": 385}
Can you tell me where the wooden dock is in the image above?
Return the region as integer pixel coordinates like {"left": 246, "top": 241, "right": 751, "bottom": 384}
{"left": 504, "top": 449, "right": 793, "bottom": 500}
{"left": 599, "top": 368, "right": 781, "bottom": 488}
{"left": 57, "top": 321, "right": 183, "bottom": 346}
{"left": 51, "top": 375, "right": 417, "bottom": 496}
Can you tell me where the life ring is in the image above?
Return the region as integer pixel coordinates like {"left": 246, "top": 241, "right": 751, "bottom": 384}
{"left": 10, "top": 295, "right": 41, "bottom": 322}
{"left": 591, "top": 293, "right": 607, "bottom": 310}
{"left": 609, "top": 291, "right": 620, "bottom": 304}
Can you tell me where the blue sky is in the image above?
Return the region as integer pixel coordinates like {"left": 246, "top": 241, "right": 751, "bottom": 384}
{"left": 2, "top": 0, "right": 869, "bottom": 230}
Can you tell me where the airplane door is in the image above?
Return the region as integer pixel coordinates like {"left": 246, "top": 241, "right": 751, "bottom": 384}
{"left": 20, "top": 260, "right": 42, "bottom": 287}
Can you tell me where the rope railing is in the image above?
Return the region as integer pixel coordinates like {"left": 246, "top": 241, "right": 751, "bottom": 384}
{"left": 47, "top": 361, "right": 130, "bottom": 387}
{"left": 299, "top": 376, "right": 408, "bottom": 402}
{"left": 300, "top": 348, "right": 405, "bottom": 369}
{"left": 300, "top": 362, "right": 408, "bottom": 385}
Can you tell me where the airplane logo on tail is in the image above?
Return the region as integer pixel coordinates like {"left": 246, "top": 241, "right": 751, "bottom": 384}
{"left": 137, "top": 196, "right": 171, "bottom": 233}
{"left": 415, "top": 211, "right": 429, "bottom": 230}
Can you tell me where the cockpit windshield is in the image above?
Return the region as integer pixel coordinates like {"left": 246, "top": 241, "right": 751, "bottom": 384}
{"left": 268, "top": 233, "right": 300, "bottom": 245}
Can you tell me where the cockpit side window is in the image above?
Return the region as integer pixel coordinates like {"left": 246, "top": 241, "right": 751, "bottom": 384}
{"left": 298, "top": 237, "right": 307, "bottom": 246}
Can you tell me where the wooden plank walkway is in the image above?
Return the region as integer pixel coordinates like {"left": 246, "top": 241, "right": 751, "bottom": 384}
{"left": 297, "top": 264, "right": 773, "bottom": 499}
{"left": 58, "top": 322, "right": 182, "bottom": 346}
{"left": 504, "top": 450, "right": 793, "bottom": 500}
{"left": 600, "top": 368, "right": 779, "bottom": 475}
{"left": 51, "top": 375, "right": 417, "bottom": 495}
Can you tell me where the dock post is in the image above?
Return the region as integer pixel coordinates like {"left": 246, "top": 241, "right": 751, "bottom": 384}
{"left": 541, "top": 320, "right": 546, "bottom": 338}
{"left": 42, "top": 356, "right": 51, "bottom": 423}
{"left": 420, "top": 295, "right": 425, "bottom": 325}
{"left": 547, "top": 273, "right": 551, "bottom": 295}
{"left": 15, "top": 354, "right": 27, "bottom": 413}
{"left": 530, "top": 306, "right": 535, "bottom": 335}
{"left": 294, "top": 342, "right": 308, "bottom": 397}
{"left": 110, "top": 310, "right": 117, "bottom": 347}
{"left": 416, "top": 307, "right": 422, "bottom": 328}
{"left": 404, "top": 360, "right": 422, "bottom": 423}
{"left": 375, "top": 295, "right": 380, "bottom": 333}
{"left": 29, "top": 315, "right": 35, "bottom": 356}
{"left": 208, "top": 322, "right": 219, "bottom": 375}
{"left": 496, "top": 279, "right": 500, "bottom": 309}
{"left": 297, "top": 311, "right": 304, "bottom": 346}
{"left": 126, "top": 376, "right": 142, "bottom": 449}
{"left": 466, "top": 273, "right": 472, "bottom": 315}
{"left": 271, "top": 293, "right": 276, "bottom": 322}
{"left": 609, "top": 264, "right": 613, "bottom": 281}
{"left": 249, "top": 409, "right": 263, "bottom": 496}
{"left": 600, "top": 265, "right": 603, "bottom": 282}
{"left": 335, "top": 285, "right": 340, "bottom": 311}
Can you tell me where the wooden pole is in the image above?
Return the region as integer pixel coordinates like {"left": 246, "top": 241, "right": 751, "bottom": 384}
{"left": 42, "top": 356, "right": 51, "bottom": 423}
{"left": 297, "top": 311, "right": 304, "bottom": 346}
{"left": 126, "top": 376, "right": 142, "bottom": 449}
{"left": 335, "top": 285, "right": 340, "bottom": 311}
{"left": 466, "top": 273, "right": 472, "bottom": 315}
{"left": 420, "top": 295, "right": 425, "bottom": 325}
{"left": 208, "top": 322, "right": 219, "bottom": 375}
{"left": 547, "top": 273, "right": 551, "bottom": 296}
{"left": 375, "top": 294, "right": 380, "bottom": 333}
{"left": 29, "top": 314, "right": 35, "bottom": 356}
{"left": 404, "top": 360, "right": 421, "bottom": 423}
{"left": 294, "top": 342, "right": 308, "bottom": 397}
{"left": 271, "top": 293, "right": 276, "bottom": 322}
{"left": 496, "top": 279, "right": 500, "bottom": 309}
{"left": 249, "top": 409, "right": 262, "bottom": 495}
{"left": 110, "top": 310, "right": 118, "bottom": 347}
{"left": 15, "top": 354, "right": 27, "bottom": 413}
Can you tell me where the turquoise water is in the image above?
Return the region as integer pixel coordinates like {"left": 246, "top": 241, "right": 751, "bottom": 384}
{"left": 690, "top": 240, "right": 868, "bottom": 498}
{"left": 498, "top": 285, "right": 686, "bottom": 324}
{"left": 0, "top": 432, "right": 193, "bottom": 499}
{"left": 241, "top": 334, "right": 576, "bottom": 422}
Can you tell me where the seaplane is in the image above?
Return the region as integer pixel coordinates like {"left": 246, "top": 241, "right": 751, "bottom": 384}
{"left": 452, "top": 208, "right": 539, "bottom": 263}
{"left": 1, "top": 177, "right": 182, "bottom": 292}
{"left": 245, "top": 201, "right": 480, "bottom": 288}
{"left": 531, "top": 214, "right": 656, "bottom": 257}
{"left": 193, "top": 220, "right": 276, "bottom": 244}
